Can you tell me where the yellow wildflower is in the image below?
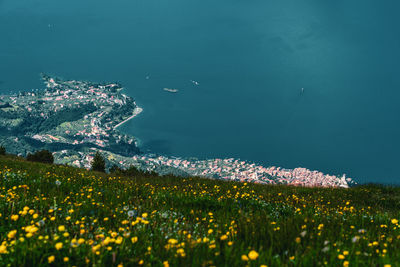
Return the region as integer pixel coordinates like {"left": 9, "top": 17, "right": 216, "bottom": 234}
{"left": 248, "top": 250, "right": 259, "bottom": 260}
{"left": 0, "top": 245, "right": 8, "bottom": 254}
{"left": 48, "top": 255, "right": 55, "bottom": 263}
{"left": 7, "top": 230, "right": 17, "bottom": 239}
{"left": 55, "top": 242, "right": 63, "bottom": 250}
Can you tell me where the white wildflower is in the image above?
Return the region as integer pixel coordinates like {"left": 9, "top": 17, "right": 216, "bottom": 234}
{"left": 321, "top": 246, "right": 330, "bottom": 252}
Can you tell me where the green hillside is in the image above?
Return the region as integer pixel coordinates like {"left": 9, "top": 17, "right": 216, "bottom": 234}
{"left": 0, "top": 155, "right": 399, "bottom": 266}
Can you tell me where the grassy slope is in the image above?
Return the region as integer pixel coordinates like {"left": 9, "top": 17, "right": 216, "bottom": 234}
{"left": 0, "top": 155, "right": 400, "bottom": 266}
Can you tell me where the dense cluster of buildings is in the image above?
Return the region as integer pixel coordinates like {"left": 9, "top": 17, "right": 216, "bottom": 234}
{"left": 1, "top": 75, "right": 139, "bottom": 152}
{"left": 85, "top": 154, "right": 353, "bottom": 188}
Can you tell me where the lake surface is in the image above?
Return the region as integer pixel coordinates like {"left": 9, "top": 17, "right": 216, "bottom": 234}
{"left": 1, "top": 0, "right": 399, "bottom": 184}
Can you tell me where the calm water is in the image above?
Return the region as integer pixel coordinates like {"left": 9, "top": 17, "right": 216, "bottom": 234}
{"left": 1, "top": 0, "right": 400, "bottom": 184}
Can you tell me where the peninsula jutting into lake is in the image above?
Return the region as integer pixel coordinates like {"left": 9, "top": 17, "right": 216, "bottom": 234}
{"left": 0, "top": 74, "right": 354, "bottom": 187}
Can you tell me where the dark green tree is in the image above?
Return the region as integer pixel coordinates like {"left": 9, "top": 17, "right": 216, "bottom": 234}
{"left": 109, "top": 164, "right": 121, "bottom": 174}
{"left": 0, "top": 146, "right": 5, "bottom": 155}
{"left": 26, "top": 150, "right": 54, "bottom": 164}
{"left": 91, "top": 151, "right": 106, "bottom": 172}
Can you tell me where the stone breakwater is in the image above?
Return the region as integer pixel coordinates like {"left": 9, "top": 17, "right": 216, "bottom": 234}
{"left": 114, "top": 106, "right": 143, "bottom": 129}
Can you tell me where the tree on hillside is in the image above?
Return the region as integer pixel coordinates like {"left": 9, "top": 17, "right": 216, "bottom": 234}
{"left": 0, "top": 146, "right": 5, "bottom": 155}
{"left": 26, "top": 150, "right": 54, "bottom": 164}
{"left": 109, "top": 164, "right": 158, "bottom": 177}
{"left": 91, "top": 151, "right": 106, "bottom": 172}
{"left": 109, "top": 164, "right": 120, "bottom": 174}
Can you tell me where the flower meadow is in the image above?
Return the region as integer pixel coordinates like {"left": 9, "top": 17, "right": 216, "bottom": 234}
{"left": 0, "top": 155, "right": 399, "bottom": 266}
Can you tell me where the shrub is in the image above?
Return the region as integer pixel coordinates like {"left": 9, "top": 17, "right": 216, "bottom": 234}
{"left": 91, "top": 151, "right": 106, "bottom": 172}
{"left": 109, "top": 164, "right": 158, "bottom": 177}
{"left": 0, "top": 146, "right": 5, "bottom": 155}
{"left": 109, "top": 164, "right": 120, "bottom": 174}
{"left": 26, "top": 150, "right": 54, "bottom": 164}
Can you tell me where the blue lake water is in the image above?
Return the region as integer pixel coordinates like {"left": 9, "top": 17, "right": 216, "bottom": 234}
{"left": 1, "top": 0, "right": 400, "bottom": 184}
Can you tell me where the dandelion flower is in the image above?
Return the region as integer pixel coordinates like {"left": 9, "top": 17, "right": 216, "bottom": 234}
{"left": 0, "top": 245, "right": 8, "bottom": 254}
{"left": 48, "top": 255, "right": 55, "bottom": 263}
{"left": 248, "top": 250, "right": 259, "bottom": 260}
{"left": 220, "top": 235, "right": 228, "bottom": 241}
{"left": 7, "top": 230, "right": 17, "bottom": 239}
{"left": 55, "top": 242, "right": 63, "bottom": 250}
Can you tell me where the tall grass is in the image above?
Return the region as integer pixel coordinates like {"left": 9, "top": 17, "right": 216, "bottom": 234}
{"left": 0, "top": 155, "right": 399, "bottom": 266}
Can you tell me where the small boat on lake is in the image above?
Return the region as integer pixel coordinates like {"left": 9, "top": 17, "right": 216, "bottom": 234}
{"left": 163, "top": 88, "right": 179, "bottom": 93}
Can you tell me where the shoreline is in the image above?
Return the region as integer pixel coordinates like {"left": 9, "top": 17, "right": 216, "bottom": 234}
{"left": 114, "top": 106, "right": 143, "bottom": 129}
